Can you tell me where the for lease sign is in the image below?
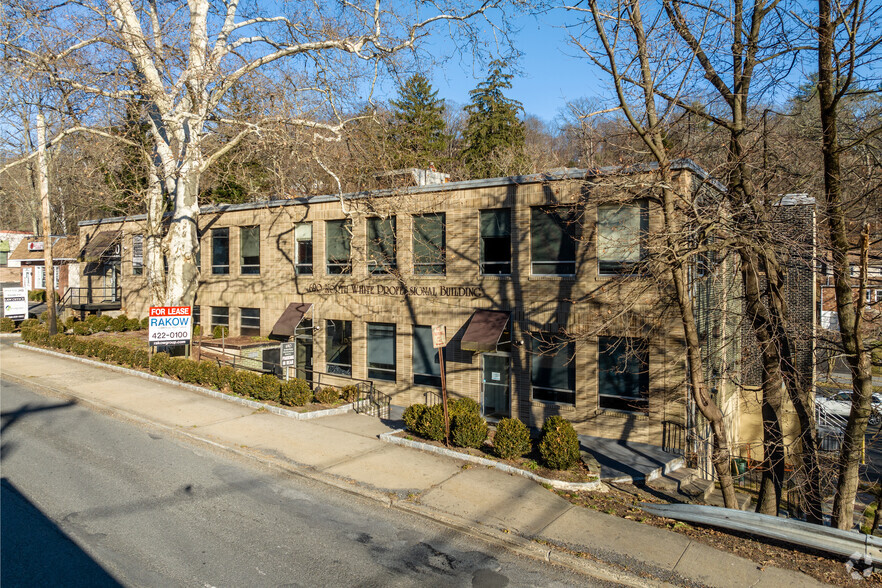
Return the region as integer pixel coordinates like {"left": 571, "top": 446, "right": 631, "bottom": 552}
{"left": 148, "top": 306, "right": 192, "bottom": 344}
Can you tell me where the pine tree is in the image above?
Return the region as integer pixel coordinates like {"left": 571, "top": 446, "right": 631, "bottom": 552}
{"left": 460, "top": 60, "right": 528, "bottom": 178}
{"left": 389, "top": 74, "right": 450, "bottom": 170}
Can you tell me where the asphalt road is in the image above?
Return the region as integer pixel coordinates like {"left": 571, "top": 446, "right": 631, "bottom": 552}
{"left": 0, "top": 378, "right": 611, "bottom": 588}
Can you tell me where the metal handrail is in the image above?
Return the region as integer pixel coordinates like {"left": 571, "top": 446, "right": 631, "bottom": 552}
{"left": 61, "top": 286, "right": 121, "bottom": 306}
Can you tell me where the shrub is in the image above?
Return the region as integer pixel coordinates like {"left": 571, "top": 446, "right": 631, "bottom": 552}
{"left": 452, "top": 412, "right": 488, "bottom": 449}
{"left": 111, "top": 346, "right": 132, "bottom": 365}
{"left": 314, "top": 386, "right": 339, "bottom": 404}
{"left": 493, "top": 418, "right": 532, "bottom": 460}
{"left": 130, "top": 349, "right": 150, "bottom": 369}
{"left": 448, "top": 397, "right": 480, "bottom": 420}
{"left": 95, "top": 315, "right": 111, "bottom": 332}
{"left": 403, "top": 404, "right": 427, "bottom": 433}
{"left": 193, "top": 324, "right": 202, "bottom": 337}
{"left": 28, "top": 289, "right": 46, "bottom": 302}
{"left": 253, "top": 374, "right": 281, "bottom": 402}
{"left": 126, "top": 318, "right": 141, "bottom": 331}
{"left": 340, "top": 384, "right": 360, "bottom": 403}
{"left": 538, "top": 416, "right": 581, "bottom": 470}
{"left": 49, "top": 334, "right": 72, "bottom": 352}
{"left": 0, "top": 317, "right": 14, "bottom": 332}
{"left": 22, "top": 326, "right": 49, "bottom": 346}
{"left": 87, "top": 339, "right": 103, "bottom": 357}
{"left": 213, "top": 365, "right": 236, "bottom": 391}
{"left": 229, "top": 369, "right": 262, "bottom": 398}
{"left": 71, "top": 338, "right": 90, "bottom": 356}
{"left": 150, "top": 352, "right": 170, "bottom": 375}
{"left": 39, "top": 310, "right": 49, "bottom": 323}
{"left": 108, "top": 316, "right": 128, "bottom": 332}
{"left": 140, "top": 317, "right": 149, "bottom": 330}
{"left": 280, "top": 378, "right": 313, "bottom": 406}
{"left": 212, "top": 325, "right": 229, "bottom": 339}
{"left": 72, "top": 322, "right": 91, "bottom": 336}
{"left": 65, "top": 315, "right": 79, "bottom": 329}
{"left": 417, "top": 404, "right": 447, "bottom": 441}
{"left": 20, "top": 318, "right": 39, "bottom": 329}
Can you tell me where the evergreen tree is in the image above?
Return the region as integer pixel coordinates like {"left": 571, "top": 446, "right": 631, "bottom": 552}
{"left": 389, "top": 74, "right": 450, "bottom": 169}
{"left": 460, "top": 60, "right": 528, "bottom": 178}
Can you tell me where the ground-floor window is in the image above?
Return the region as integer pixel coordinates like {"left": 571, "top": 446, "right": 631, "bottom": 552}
{"left": 211, "top": 306, "right": 229, "bottom": 332}
{"left": 598, "top": 336, "right": 649, "bottom": 413}
{"left": 326, "top": 319, "right": 352, "bottom": 376}
{"left": 412, "top": 325, "right": 441, "bottom": 387}
{"left": 240, "top": 307, "right": 260, "bottom": 337}
{"left": 367, "top": 322, "right": 396, "bottom": 381}
{"left": 530, "top": 333, "right": 575, "bottom": 405}
{"left": 192, "top": 305, "right": 200, "bottom": 330}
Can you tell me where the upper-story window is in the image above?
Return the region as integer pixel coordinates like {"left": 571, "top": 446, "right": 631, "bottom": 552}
{"left": 413, "top": 213, "right": 445, "bottom": 276}
{"left": 132, "top": 234, "right": 144, "bottom": 275}
{"left": 597, "top": 200, "right": 648, "bottom": 275}
{"left": 598, "top": 336, "right": 649, "bottom": 413}
{"left": 240, "top": 226, "right": 260, "bottom": 275}
{"left": 367, "top": 217, "right": 396, "bottom": 275}
{"left": 211, "top": 228, "right": 229, "bottom": 275}
{"left": 326, "top": 219, "right": 352, "bottom": 275}
{"left": 531, "top": 206, "right": 578, "bottom": 275}
{"left": 480, "top": 208, "right": 511, "bottom": 275}
{"left": 294, "top": 222, "right": 313, "bottom": 275}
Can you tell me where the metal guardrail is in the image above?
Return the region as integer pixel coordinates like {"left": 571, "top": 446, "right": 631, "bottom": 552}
{"left": 61, "top": 286, "right": 121, "bottom": 307}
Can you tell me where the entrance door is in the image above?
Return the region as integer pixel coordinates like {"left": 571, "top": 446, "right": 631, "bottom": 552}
{"left": 481, "top": 354, "right": 510, "bottom": 420}
{"left": 295, "top": 337, "right": 313, "bottom": 383}
{"left": 22, "top": 267, "right": 32, "bottom": 290}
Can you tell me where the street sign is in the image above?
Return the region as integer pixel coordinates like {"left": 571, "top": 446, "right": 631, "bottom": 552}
{"left": 148, "top": 306, "right": 192, "bottom": 345}
{"left": 432, "top": 324, "right": 446, "bottom": 348}
{"left": 2, "top": 287, "right": 27, "bottom": 320}
{"left": 280, "top": 342, "right": 296, "bottom": 367}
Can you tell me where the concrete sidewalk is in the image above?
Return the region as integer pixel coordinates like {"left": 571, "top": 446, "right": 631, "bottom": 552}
{"left": 1, "top": 341, "right": 828, "bottom": 587}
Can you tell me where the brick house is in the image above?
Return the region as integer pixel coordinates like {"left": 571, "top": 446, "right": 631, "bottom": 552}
{"left": 8, "top": 235, "right": 80, "bottom": 294}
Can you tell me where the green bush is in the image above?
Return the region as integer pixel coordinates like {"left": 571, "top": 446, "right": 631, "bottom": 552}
{"left": 64, "top": 315, "right": 79, "bottom": 329}
{"left": 28, "top": 289, "right": 46, "bottom": 302}
{"left": 126, "top": 318, "right": 141, "bottom": 331}
{"left": 452, "top": 412, "right": 488, "bottom": 449}
{"left": 108, "top": 316, "right": 128, "bottom": 332}
{"left": 72, "top": 322, "right": 91, "bottom": 336}
{"left": 22, "top": 326, "right": 50, "bottom": 346}
{"left": 493, "top": 418, "right": 532, "bottom": 460}
{"left": 49, "top": 334, "right": 72, "bottom": 352}
{"left": 39, "top": 310, "right": 49, "bottom": 323}
{"left": 95, "top": 315, "right": 111, "bottom": 332}
{"left": 403, "top": 404, "right": 427, "bottom": 433}
{"left": 212, "top": 365, "right": 236, "bottom": 391}
{"left": 193, "top": 324, "right": 202, "bottom": 337}
{"left": 140, "top": 317, "right": 149, "bottom": 330}
{"left": 71, "top": 338, "right": 90, "bottom": 356}
{"left": 538, "top": 416, "right": 581, "bottom": 470}
{"left": 417, "top": 404, "right": 447, "bottom": 441}
{"left": 340, "top": 384, "right": 360, "bottom": 403}
{"left": 130, "top": 349, "right": 150, "bottom": 369}
{"left": 229, "top": 369, "right": 262, "bottom": 398}
{"left": 253, "top": 374, "right": 281, "bottom": 402}
{"left": 0, "top": 317, "right": 14, "bottom": 332}
{"left": 314, "top": 386, "right": 339, "bottom": 404}
{"left": 448, "top": 397, "right": 480, "bottom": 420}
{"left": 280, "top": 378, "right": 313, "bottom": 406}
{"left": 20, "top": 318, "right": 39, "bottom": 329}
{"left": 150, "top": 352, "right": 170, "bottom": 375}
{"left": 212, "top": 325, "right": 229, "bottom": 339}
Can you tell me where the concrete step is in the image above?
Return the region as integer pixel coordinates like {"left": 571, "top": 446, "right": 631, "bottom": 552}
{"left": 646, "top": 467, "right": 716, "bottom": 504}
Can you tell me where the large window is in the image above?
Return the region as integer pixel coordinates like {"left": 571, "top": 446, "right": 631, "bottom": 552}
{"left": 326, "top": 219, "right": 352, "bottom": 275}
{"left": 326, "top": 319, "right": 352, "bottom": 376}
{"left": 531, "top": 206, "right": 578, "bottom": 275}
{"left": 240, "top": 225, "right": 260, "bottom": 275}
{"left": 598, "top": 337, "right": 649, "bottom": 413}
{"left": 368, "top": 323, "right": 396, "bottom": 381}
{"left": 211, "top": 306, "right": 229, "bottom": 331}
{"left": 294, "top": 222, "right": 313, "bottom": 275}
{"left": 367, "top": 217, "right": 396, "bottom": 275}
{"left": 132, "top": 234, "right": 144, "bottom": 275}
{"left": 531, "top": 334, "right": 575, "bottom": 405}
{"left": 480, "top": 209, "right": 511, "bottom": 275}
{"left": 597, "top": 200, "right": 648, "bottom": 274}
{"left": 240, "top": 307, "right": 261, "bottom": 337}
{"left": 211, "top": 228, "right": 230, "bottom": 275}
{"left": 413, "top": 326, "right": 442, "bottom": 387}
{"left": 413, "top": 214, "right": 445, "bottom": 275}
{"left": 193, "top": 305, "right": 201, "bottom": 330}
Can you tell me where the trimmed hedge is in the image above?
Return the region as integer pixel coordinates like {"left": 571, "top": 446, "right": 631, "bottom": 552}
{"left": 0, "top": 317, "right": 14, "bottom": 332}
{"left": 340, "top": 384, "right": 359, "bottom": 403}
{"left": 314, "top": 386, "right": 339, "bottom": 404}
{"left": 493, "top": 418, "right": 531, "bottom": 460}
{"left": 452, "top": 412, "right": 488, "bottom": 449}
{"left": 539, "top": 416, "right": 581, "bottom": 470}
{"left": 418, "top": 404, "right": 447, "bottom": 441}
{"left": 280, "top": 378, "right": 312, "bottom": 406}
{"left": 403, "top": 404, "right": 427, "bottom": 433}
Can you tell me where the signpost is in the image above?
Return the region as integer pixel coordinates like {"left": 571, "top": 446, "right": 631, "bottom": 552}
{"left": 432, "top": 325, "right": 450, "bottom": 446}
{"left": 148, "top": 306, "right": 192, "bottom": 351}
{"left": 2, "top": 287, "right": 27, "bottom": 321}
{"left": 280, "top": 341, "right": 295, "bottom": 380}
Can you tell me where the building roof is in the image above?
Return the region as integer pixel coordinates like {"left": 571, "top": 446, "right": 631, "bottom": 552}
{"left": 8, "top": 235, "right": 80, "bottom": 263}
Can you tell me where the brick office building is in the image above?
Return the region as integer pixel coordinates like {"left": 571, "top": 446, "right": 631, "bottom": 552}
{"left": 76, "top": 161, "right": 812, "bottom": 447}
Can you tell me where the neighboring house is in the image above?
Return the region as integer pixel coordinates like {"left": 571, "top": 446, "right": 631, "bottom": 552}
{"left": 73, "top": 161, "right": 816, "bottom": 453}
{"left": 0, "top": 230, "right": 34, "bottom": 283}
{"left": 818, "top": 254, "right": 882, "bottom": 333}
{"left": 9, "top": 235, "right": 81, "bottom": 294}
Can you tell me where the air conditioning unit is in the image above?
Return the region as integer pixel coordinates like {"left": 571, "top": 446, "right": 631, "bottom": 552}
{"left": 28, "top": 242, "right": 44, "bottom": 251}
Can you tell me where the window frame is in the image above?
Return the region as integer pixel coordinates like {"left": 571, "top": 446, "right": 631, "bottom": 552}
{"left": 132, "top": 234, "right": 144, "bottom": 275}
{"left": 240, "top": 225, "right": 261, "bottom": 275}
{"left": 412, "top": 325, "right": 442, "bottom": 388}
{"left": 597, "top": 336, "right": 649, "bottom": 414}
{"left": 367, "top": 322, "right": 396, "bottom": 382}
{"left": 530, "top": 333, "right": 576, "bottom": 405}
{"left": 210, "top": 306, "right": 230, "bottom": 330}
{"left": 480, "top": 208, "right": 512, "bottom": 275}
{"left": 530, "top": 206, "right": 578, "bottom": 276}
{"left": 367, "top": 216, "right": 397, "bottom": 275}
{"left": 326, "top": 219, "right": 352, "bottom": 275}
{"left": 211, "top": 227, "right": 230, "bottom": 275}
{"left": 597, "top": 200, "right": 649, "bottom": 275}
{"left": 412, "top": 213, "right": 446, "bottom": 276}
{"left": 325, "top": 319, "right": 352, "bottom": 376}
{"left": 294, "top": 222, "right": 313, "bottom": 275}
{"left": 240, "top": 307, "right": 261, "bottom": 337}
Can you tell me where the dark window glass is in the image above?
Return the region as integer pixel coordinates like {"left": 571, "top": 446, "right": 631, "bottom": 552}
{"left": 193, "top": 305, "right": 200, "bottom": 328}
{"left": 326, "top": 319, "right": 352, "bottom": 376}
{"left": 597, "top": 201, "right": 648, "bottom": 274}
{"left": 326, "top": 219, "right": 352, "bottom": 275}
{"left": 211, "top": 306, "right": 229, "bottom": 329}
{"left": 367, "top": 217, "right": 396, "bottom": 274}
{"left": 211, "top": 228, "right": 230, "bottom": 275}
{"left": 598, "top": 336, "right": 649, "bottom": 413}
{"left": 132, "top": 235, "right": 144, "bottom": 275}
{"left": 413, "top": 325, "right": 442, "bottom": 387}
{"left": 240, "top": 307, "right": 260, "bottom": 337}
{"left": 295, "top": 223, "right": 313, "bottom": 275}
{"left": 240, "top": 226, "right": 260, "bottom": 275}
{"left": 368, "top": 323, "right": 396, "bottom": 381}
{"left": 531, "top": 334, "right": 575, "bottom": 405}
{"left": 413, "top": 214, "right": 445, "bottom": 275}
{"left": 531, "top": 207, "right": 578, "bottom": 275}
{"left": 480, "top": 209, "right": 511, "bottom": 275}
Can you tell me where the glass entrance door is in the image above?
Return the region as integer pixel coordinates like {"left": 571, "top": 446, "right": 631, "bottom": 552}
{"left": 482, "top": 354, "right": 510, "bottom": 420}
{"left": 295, "top": 320, "right": 313, "bottom": 383}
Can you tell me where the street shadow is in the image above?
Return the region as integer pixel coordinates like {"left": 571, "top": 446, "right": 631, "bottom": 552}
{"left": 1, "top": 478, "right": 122, "bottom": 587}
{"left": 1, "top": 399, "right": 77, "bottom": 461}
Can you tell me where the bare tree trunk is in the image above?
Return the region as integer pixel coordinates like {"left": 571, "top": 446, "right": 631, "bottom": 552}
{"left": 145, "top": 160, "right": 165, "bottom": 306}
{"left": 36, "top": 112, "right": 57, "bottom": 336}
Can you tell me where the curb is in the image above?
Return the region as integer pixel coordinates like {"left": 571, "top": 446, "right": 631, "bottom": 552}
{"left": 380, "top": 429, "right": 607, "bottom": 492}
{"left": 11, "top": 343, "right": 362, "bottom": 421}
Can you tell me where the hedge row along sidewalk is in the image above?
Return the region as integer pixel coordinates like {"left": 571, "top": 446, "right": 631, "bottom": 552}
{"left": 17, "top": 326, "right": 361, "bottom": 419}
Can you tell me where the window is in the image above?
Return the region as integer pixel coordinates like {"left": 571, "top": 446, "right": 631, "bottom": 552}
{"left": 240, "top": 225, "right": 260, "bottom": 275}
{"left": 597, "top": 200, "right": 648, "bottom": 274}
{"left": 240, "top": 308, "right": 261, "bottom": 337}
{"left": 368, "top": 323, "right": 396, "bottom": 381}
{"left": 367, "top": 217, "right": 396, "bottom": 274}
{"left": 211, "top": 228, "right": 230, "bottom": 275}
{"left": 211, "top": 306, "right": 229, "bottom": 331}
{"left": 531, "top": 334, "right": 575, "bottom": 405}
{"left": 413, "top": 214, "right": 445, "bottom": 275}
{"left": 132, "top": 235, "right": 144, "bottom": 275}
{"left": 326, "top": 319, "right": 352, "bottom": 376}
{"left": 294, "top": 222, "right": 313, "bottom": 275}
{"left": 598, "top": 336, "right": 649, "bottom": 413}
{"left": 326, "top": 219, "right": 352, "bottom": 275}
{"left": 413, "top": 326, "right": 442, "bottom": 387}
{"left": 531, "top": 206, "right": 578, "bottom": 275}
{"left": 193, "top": 305, "right": 201, "bottom": 329}
{"left": 35, "top": 266, "right": 45, "bottom": 289}
{"left": 480, "top": 209, "right": 511, "bottom": 275}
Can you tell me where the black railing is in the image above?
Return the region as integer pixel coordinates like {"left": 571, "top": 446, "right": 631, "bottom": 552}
{"left": 61, "top": 286, "right": 121, "bottom": 307}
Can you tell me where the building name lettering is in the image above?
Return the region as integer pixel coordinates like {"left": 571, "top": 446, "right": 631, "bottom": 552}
{"left": 305, "top": 283, "right": 482, "bottom": 298}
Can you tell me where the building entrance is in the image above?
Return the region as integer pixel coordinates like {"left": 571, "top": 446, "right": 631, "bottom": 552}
{"left": 481, "top": 354, "right": 510, "bottom": 421}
